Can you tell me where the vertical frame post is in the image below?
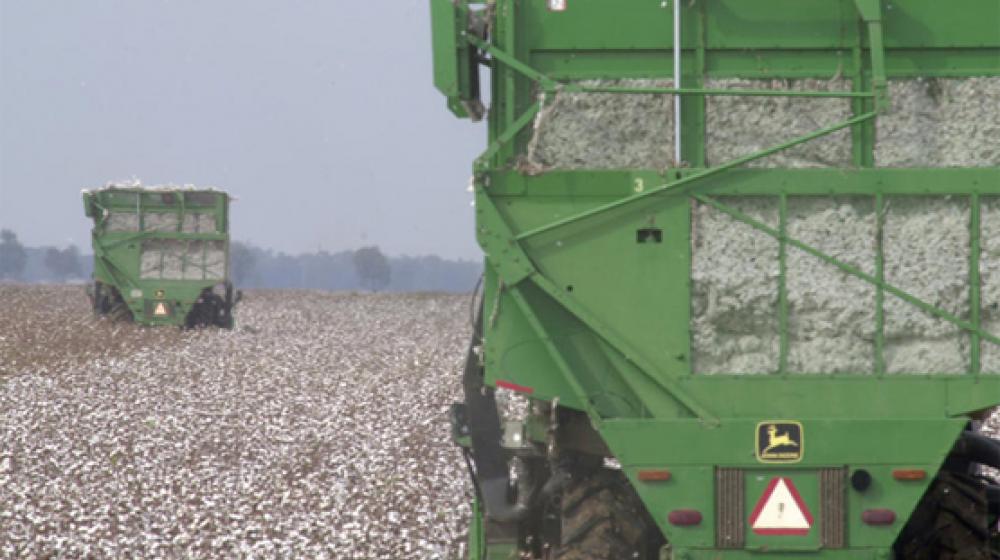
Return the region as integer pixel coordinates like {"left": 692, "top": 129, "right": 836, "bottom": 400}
{"left": 875, "top": 193, "right": 886, "bottom": 376}
{"left": 691, "top": 0, "right": 708, "bottom": 168}
{"left": 779, "top": 194, "right": 789, "bottom": 375}
{"left": 673, "top": 0, "right": 682, "bottom": 164}
{"left": 503, "top": 0, "right": 516, "bottom": 133}
{"left": 854, "top": 0, "right": 889, "bottom": 111}
{"left": 971, "top": 193, "right": 982, "bottom": 377}
{"left": 851, "top": 42, "right": 876, "bottom": 168}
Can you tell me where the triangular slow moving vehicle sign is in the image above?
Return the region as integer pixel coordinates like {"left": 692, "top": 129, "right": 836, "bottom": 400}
{"left": 749, "top": 477, "right": 814, "bottom": 536}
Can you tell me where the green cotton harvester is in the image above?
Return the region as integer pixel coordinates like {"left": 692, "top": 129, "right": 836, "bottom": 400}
{"left": 82, "top": 183, "right": 238, "bottom": 328}
{"left": 432, "top": 0, "right": 1000, "bottom": 558}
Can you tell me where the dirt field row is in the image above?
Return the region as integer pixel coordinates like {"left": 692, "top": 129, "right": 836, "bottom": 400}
{"left": 0, "top": 286, "right": 473, "bottom": 559}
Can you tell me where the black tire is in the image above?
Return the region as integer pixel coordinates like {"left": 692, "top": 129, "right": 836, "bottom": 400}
{"left": 554, "top": 468, "right": 663, "bottom": 560}
{"left": 93, "top": 282, "right": 108, "bottom": 314}
{"left": 185, "top": 288, "right": 235, "bottom": 329}
{"left": 93, "top": 282, "right": 120, "bottom": 316}
{"left": 212, "top": 292, "right": 234, "bottom": 329}
{"left": 219, "top": 284, "right": 236, "bottom": 329}
{"left": 91, "top": 281, "right": 102, "bottom": 314}
{"left": 895, "top": 472, "right": 999, "bottom": 560}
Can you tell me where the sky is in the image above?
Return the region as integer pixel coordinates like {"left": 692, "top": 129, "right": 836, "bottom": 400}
{"left": 0, "top": 0, "right": 485, "bottom": 259}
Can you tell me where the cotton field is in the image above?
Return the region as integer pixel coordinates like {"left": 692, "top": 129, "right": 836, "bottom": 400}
{"left": 1, "top": 285, "right": 998, "bottom": 559}
{"left": 0, "top": 285, "right": 473, "bottom": 559}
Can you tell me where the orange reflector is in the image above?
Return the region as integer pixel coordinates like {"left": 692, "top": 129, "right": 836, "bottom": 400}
{"left": 861, "top": 509, "right": 896, "bottom": 525}
{"left": 668, "top": 509, "right": 702, "bottom": 526}
{"left": 892, "top": 469, "right": 926, "bottom": 481}
{"left": 637, "top": 469, "right": 672, "bottom": 482}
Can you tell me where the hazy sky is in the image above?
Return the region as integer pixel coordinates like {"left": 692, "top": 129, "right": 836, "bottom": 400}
{"left": 0, "top": 0, "right": 485, "bottom": 259}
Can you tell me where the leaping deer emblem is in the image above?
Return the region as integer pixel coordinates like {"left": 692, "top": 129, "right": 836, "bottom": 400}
{"left": 763, "top": 424, "right": 799, "bottom": 453}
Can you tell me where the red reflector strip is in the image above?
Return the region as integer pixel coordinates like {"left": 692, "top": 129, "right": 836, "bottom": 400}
{"left": 637, "top": 469, "right": 672, "bottom": 482}
{"left": 892, "top": 469, "right": 926, "bottom": 481}
{"left": 668, "top": 509, "right": 702, "bottom": 526}
{"left": 861, "top": 509, "right": 896, "bottom": 525}
{"left": 495, "top": 380, "right": 534, "bottom": 394}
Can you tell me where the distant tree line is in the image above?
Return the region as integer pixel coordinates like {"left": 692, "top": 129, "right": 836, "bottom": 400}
{"left": 230, "top": 242, "right": 481, "bottom": 293}
{"left": 1, "top": 230, "right": 87, "bottom": 282}
{"left": 0, "top": 229, "right": 481, "bottom": 293}
{"left": 0, "top": 230, "right": 27, "bottom": 279}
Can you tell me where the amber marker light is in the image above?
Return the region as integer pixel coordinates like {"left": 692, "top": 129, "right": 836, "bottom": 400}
{"left": 891, "top": 469, "right": 927, "bottom": 481}
{"left": 637, "top": 469, "right": 672, "bottom": 482}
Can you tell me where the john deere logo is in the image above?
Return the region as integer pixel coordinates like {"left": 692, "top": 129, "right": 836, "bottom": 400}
{"left": 756, "top": 422, "right": 803, "bottom": 463}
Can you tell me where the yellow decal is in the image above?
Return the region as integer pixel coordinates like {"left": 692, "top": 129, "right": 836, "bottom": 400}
{"left": 756, "top": 421, "right": 803, "bottom": 463}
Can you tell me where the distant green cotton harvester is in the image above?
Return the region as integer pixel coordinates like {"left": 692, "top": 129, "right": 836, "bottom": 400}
{"left": 82, "top": 183, "right": 238, "bottom": 328}
{"left": 432, "top": 0, "right": 1000, "bottom": 558}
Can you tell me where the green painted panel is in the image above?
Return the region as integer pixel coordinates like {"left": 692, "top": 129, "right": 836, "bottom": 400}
{"left": 484, "top": 274, "right": 546, "bottom": 379}
{"left": 430, "top": 0, "right": 462, "bottom": 97}
{"left": 688, "top": 168, "right": 1000, "bottom": 195}
{"left": 534, "top": 48, "right": 1000, "bottom": 80}
{"left": 488, "top": 169, "right": 1000, "bottom": 198}
{"left": 520, "top": 0, "right": 678, "bottom": 51}
{"left": 606, "top": 419, "right": 963, "bottom": 551}
{"left": 602, "top": 418, "right": 966, "bottom": 465}
{"left": 679, "top": 550, "right": 886, "bottom": 559}
{"left": 483, "top": 265, "right": 588, "bottom": 411}
{"left": 679, "top": 377, "right": 1000, "bottom": 419}
{"left": 884, "top": 48, "right": 1000, "bottom": 77}
{"left": 622, "top": 459, "right": 938, "bottom": 554}
{"left": 519, "top": 0, "right": 999, "bottom": 51}
{"left": 846, "top": 465, "right": 930, "bottom": 547}
{"left": 704, "top": 0, "right": 856, "bottom": 50}
{"left": 430, "top": 0, "right": 480, "bottom": 119}
{"left": 880, "top": 0, "right": 1000, "bottom": 48}
{"left": 524, "top": 195, "right": 692, "bottom": 377}
{"left": 627, "top": 465, "right": 718, "bottom": 548}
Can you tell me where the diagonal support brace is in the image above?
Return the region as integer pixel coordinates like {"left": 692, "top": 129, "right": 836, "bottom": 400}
{"left": 475, "top": 102, "right": 541, "bottom": 172}
{"left": 516, "top": 112, "right": 878, "bottom": 241}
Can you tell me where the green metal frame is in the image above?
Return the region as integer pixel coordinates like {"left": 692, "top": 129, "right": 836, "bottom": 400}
{"left": 433, "top": 0, "right": 1000, "bottom": 557}
{"left": 83, "top": 187, "right": 232, "bottom": 326}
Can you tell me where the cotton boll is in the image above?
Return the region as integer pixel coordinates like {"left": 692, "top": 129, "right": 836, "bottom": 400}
{"left": 0, "top": 288, "right": 473, "bottom": 559}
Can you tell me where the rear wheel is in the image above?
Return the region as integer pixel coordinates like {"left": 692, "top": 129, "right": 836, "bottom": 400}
{"left": 895, "top": 471, "right": 999, "bottom": 559}
{"left": 219, "top": 283, "right": 236, "bottom": 329}
{"left": 554, "top": 467, "right": 663, "bottom": 560}
{"left": 185, "top": 285, "right": 236, "bottom": 329}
